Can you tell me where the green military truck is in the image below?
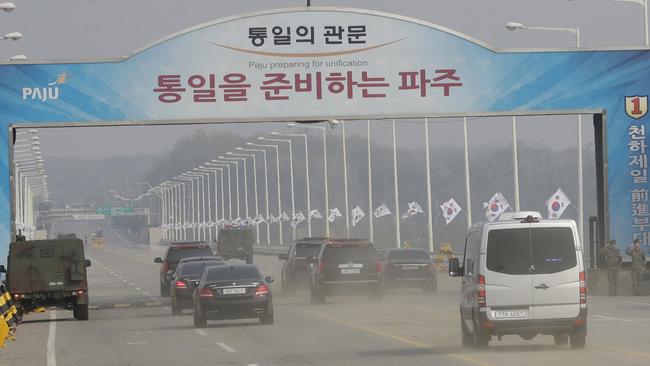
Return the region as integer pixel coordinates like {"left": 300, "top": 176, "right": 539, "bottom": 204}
{"left": 217, "top": 226, "right": 255, "bottom": 263}
{"left": 0, "top": 238, "right": 91, "bottom": 321}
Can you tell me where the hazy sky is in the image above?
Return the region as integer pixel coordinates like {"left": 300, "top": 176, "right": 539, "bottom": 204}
{"left": 6, "top": 0, "right": 638, "bottom": 157}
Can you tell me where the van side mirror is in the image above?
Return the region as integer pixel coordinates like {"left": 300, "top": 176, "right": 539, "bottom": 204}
{"left": 306, "top": 256, "right": 317, "bottom": 264}
{"left": 154, "top": 257, "right": 163, "bottom": 264}
{"left": 278, "top": 253, "right": 287, "bottom": 260}
{"left": 448, "top": 258, "right": 463, "bottom": 277}
{"left": 265, "top": 276, "right": 275, "bottom": 283}
{"left": 0, "top": 265, "right": 6, "bottom": 273}
{"left": 84, "top": 259, "right": 92, "bottom": 267}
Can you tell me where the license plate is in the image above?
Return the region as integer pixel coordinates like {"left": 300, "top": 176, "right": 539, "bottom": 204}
{"left": 222, "top": 287, "right": 247, "bottom": 295}
{"left": 494, "top": 310, "right": 527, "bottom": 319}
{"left": 401, "top": 264, "right": 420, "bottom": 271}
{"left": 341, "top": 268, "right": 361, "bottom": 274}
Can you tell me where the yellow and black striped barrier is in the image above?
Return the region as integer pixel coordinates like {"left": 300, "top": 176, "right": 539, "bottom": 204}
{"left": 0, "top": 284, "right": 18, "bottom": 347}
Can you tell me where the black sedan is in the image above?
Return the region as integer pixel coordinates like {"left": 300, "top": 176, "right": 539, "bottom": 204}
{"left": 193, "top": 264, "right": 274, "bottom": 328}
{"left": 169, "top": 257, "right": 224, "bottom": 315}
{"left": 380, "top": 248, "right": 437, "bottom": 293}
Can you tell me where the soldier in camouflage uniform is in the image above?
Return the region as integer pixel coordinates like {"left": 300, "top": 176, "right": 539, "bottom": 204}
{"left": 603, "top": 239, "right": 621, "bottom": 296}
{"left": 626, "top": 239, "right": 647, "bottom": 296}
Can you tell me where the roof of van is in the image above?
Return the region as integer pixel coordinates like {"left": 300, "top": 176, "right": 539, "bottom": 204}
{"left": 470, "top": 217, "right": 577, "bottom": 230}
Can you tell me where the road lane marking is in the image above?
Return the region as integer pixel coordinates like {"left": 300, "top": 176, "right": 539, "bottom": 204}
{"left": 216, "top": 342, "right": 236, "bottom": 353}
{"left": 194, "top": 329, "right": 208, "bottom": 336}
{"left": 592, "top": 314, "right": 650, "bottom": 322}
{"left": 124, "top": 341, "right": 149, "bottom": 345}
{"left": 129, "top": 283, "right": 134, "bottom": 286}
{"left": 308, "top": 311, "right": 494, "bottom": 366}
{"left": 628, "top": 301, "right": 650, "bottom": 306}
{"left": 135, "top": 287, "right": 142, "bottom": 291}
{"left": 594, "top": 344, "right": 650, "bottom": 359}
{"left": 47, "top": 310, "right": 57, "bottom": 366}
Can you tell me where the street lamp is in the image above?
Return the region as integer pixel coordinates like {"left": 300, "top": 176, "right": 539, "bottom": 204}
{"left": 249, "top": 141, "right": 284, "bottom": 245}
{"left": 0, "top": 32, "right": 22, "bottom": 41}
{"left": 206, "top": 162, "right": 233, "bottom": 220}
{"left": 213, "top": 159, "right": 241, "bottom": 219}
{"left": 187, "top": 170, "right": 213, "bottom": 241}
{"left": 238, "top": 146, "right": 271, "bottom": 245}
{"left": 505, "top": 20, "right": 584, "bottom": 245}
{"left": 392, "top": 119, "right": 401, "bottom": 248}
{"left": 261, "top": 136, "right": 296, "bottom": 240}
{"left": 0, "top": 2, "right": 16, "bottom": 12}
{"left": 177, "top": 176, "right": 197, "bottom": 240}
{"left": 220, "top": 155, "right": 248, "bottom": 221}
{"left": 196, "top": 165, "right": 225, "bottom": 239}
{"left": 287, "top": 123, "right": 331, "bottom": 237}
{"left": 272, "top": 131, "right": 312, "bottom": 237}
{"left": 229, "top": 151, "right": 261, "bottom": 244}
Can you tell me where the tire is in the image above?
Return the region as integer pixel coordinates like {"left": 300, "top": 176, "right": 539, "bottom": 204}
{"left": 74, "top": 303, "right": 89, "bottom": 321}
{"left": 310, "top": 286, "right": 325, "bottom": 304}
{"left": 473, "top": 321, "right": 489, "bottom": 348}
{"left": 569, "top": 332, "right": 586, "bottom": 349}
{"left": 260, "top": 303, "right": 274, "bottom": 325}
{"left": 160, "top": 282, "right": 170, "bottom": 297}
{"left": 554, "top": 334, "right": 569, "bottom": 346}
{"left": 171, "top": 298, "right": 181, "bottom": 316}
{"left": 193, "top": 305, "right": 207, "bottom": 328}
{"left": 461, "top": 317, "right": 473, "bottom": 348}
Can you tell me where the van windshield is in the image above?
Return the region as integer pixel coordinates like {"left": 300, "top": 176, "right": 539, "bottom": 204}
{"left": 487, "top": 227, "right": 577, "bottom": 275}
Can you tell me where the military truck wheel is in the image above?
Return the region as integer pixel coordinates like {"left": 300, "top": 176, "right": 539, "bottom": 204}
{"left": 74, "top": 303, "right": 89, "bottom": 321}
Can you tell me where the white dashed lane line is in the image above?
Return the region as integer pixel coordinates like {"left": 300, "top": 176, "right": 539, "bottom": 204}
{"left": 216, "top": 342, "right": 236, "bottom": 353}
{"left": 194, "top": 329, "right": 208, "bottom": 336}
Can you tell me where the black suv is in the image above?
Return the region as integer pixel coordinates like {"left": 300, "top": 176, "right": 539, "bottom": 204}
{"left": 309, "top": 239, "right": 382, "bottom": 303}
{"left": 154, "top": 241, "right": 214, "bottom": 297}
{"left": 380, "top": 248, "right": 437, "bottom": 293}
{"left": 279, "top": 237, "right": 328, "bottom": 292}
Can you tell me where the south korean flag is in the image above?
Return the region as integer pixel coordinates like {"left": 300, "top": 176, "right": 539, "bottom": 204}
{"left": 546, "top": 188, "right": 571, "bottom": 219}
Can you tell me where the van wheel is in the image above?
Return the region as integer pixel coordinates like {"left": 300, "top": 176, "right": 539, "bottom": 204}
{"left": 461, "top": 317, "right": 473, "bottom": 347}
{"left": 569, "top": 332, "right": 586, "bottom": 349}
{"left": 473, "top": 321, "right": 489, "bottom": 348}
{"left": 554, "top": 334, "right": 569, "bottom": 346}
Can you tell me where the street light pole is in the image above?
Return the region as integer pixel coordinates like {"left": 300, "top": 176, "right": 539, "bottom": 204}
{"left": 341, "top": 121, "right": 350, "bottom": 237}
{"left": 615, "top": 0, "right": 648, "bottom": 45}
{"left": 240, "top": 146, "right": 271, "bottom": 245}
{"left": 263, "top": 137, "right": 296, "bottom": 240}
{"left": 288, "top": 124, "right": 330, "bottom": 237}
{"left": 221, "top": 156, "right": 249, "bottom": 221}
{"left": 272, "top": 132, "right": 311, "bottom": 236}
{"left": 177, "top": 176, "right": 197, "bottom": 240}
{"left": 208, "top": 162, "right": 232, "bottom": 219}
{"left": 250, "top": 141, "right": 283, "bottom": 245}
{"left": 367, "top": 120, "right": 374, "bottom": 242}
{"left": 424, "top": 118, "right": 434, "bottom": 252}
{"left": 229, "top": 151, "right": 260, "bottom": 244}
{"left": 392, "top": 119, "right": 401, "bottom": 248}
{"left": 214, "top": 160, "right": 240, "bottom": 219}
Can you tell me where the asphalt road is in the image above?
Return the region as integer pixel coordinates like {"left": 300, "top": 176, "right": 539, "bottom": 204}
{"left": 3, "top": 232, "right": 650, "bottom": 366}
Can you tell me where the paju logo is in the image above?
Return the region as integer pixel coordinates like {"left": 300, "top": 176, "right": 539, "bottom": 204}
{"left": 22, "top": 73, "right": 66, "bottom": 101}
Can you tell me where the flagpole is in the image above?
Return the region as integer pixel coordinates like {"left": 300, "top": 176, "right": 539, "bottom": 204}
{"left": 424, "top": 118, "right": 434, "bottom": 253}
{"left": 577, "top": 115, "right": 584, "bottom": 245}
{"left": 367, "top": 120, "right": 374, "bottom": 243}
{"left": 342, "top": 121, "right": 350, "bottom": 237}
{"left": 392, "top": 119, "right": 401, "bottom": 248}
{"left": 512, "top": 116, "right": 521, "bottom": 211}
{"left": 463, "top": 117, "right": 472, "bottom": 228}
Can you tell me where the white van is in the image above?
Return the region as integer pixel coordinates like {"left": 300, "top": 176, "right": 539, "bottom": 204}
{"left": 448, "top": 212, "right": 587, "bottom": 349}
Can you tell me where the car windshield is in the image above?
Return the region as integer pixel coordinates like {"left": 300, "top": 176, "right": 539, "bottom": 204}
{"left": 295, "top": 243, "right": 322, "bottom": 258}
{"left": 487, "top": 227, "right": 577, "bottom": 275}
{"left": 387, "top": 249, "right": 430, "bottom": 261}
{"left": 166, "top": 247, "right": 213, "bottom": 263}
{"left": 205, "top": 266, "right": 261, "bottom": 281}
{"left": 179, "top": 261, "right": 223, "bottom": 276}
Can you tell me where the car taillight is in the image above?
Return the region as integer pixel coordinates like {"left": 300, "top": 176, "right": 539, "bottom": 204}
{"left": 175, "top": 280, "right": 187, "bottom": 289}
{"left": 579, "top": 271, "right": 587, "bottom": 307}
{"left": 162, "top": 261, "right": 169, "bottom": 273}
{"left": 376, "top": 258, "right": 383, "bottom": 273}
{"left": 255, "top": 284, "right": 269, "bottom": 296}
{"left": 199, "top": 287, "right": 213, "bottom": 298}
{"left": 317, "top": 261, "right": 325, "bottom": 274}
{"left": 477, "top": 275, "right": 487, "bottom": 310}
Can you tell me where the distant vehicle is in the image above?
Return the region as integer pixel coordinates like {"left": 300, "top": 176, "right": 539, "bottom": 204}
{"left": 279, "top": 237, "right": 329, "bottom": 292}
{"left": 1, "top": 238, "right": 91, "bottom": 321}
{"left": 217, "top": 226, "right": 254, "bottom": 263}
{"left": 169, "top": 257, "right": 224, "bottom": 315}
{"left": 381, "top": 248, "right": 437, "bottom": 293}
{"left": 154, "top": 241, "right": 214, "bottom": 297}
{"left": 192, "top": 264, "right": 274, "bottom": 328}
{"left": 449, "top": 212, "right": 587, "bottom": 349}
{"left": 308, "top": 239, "right": 382, "bottom": 303}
